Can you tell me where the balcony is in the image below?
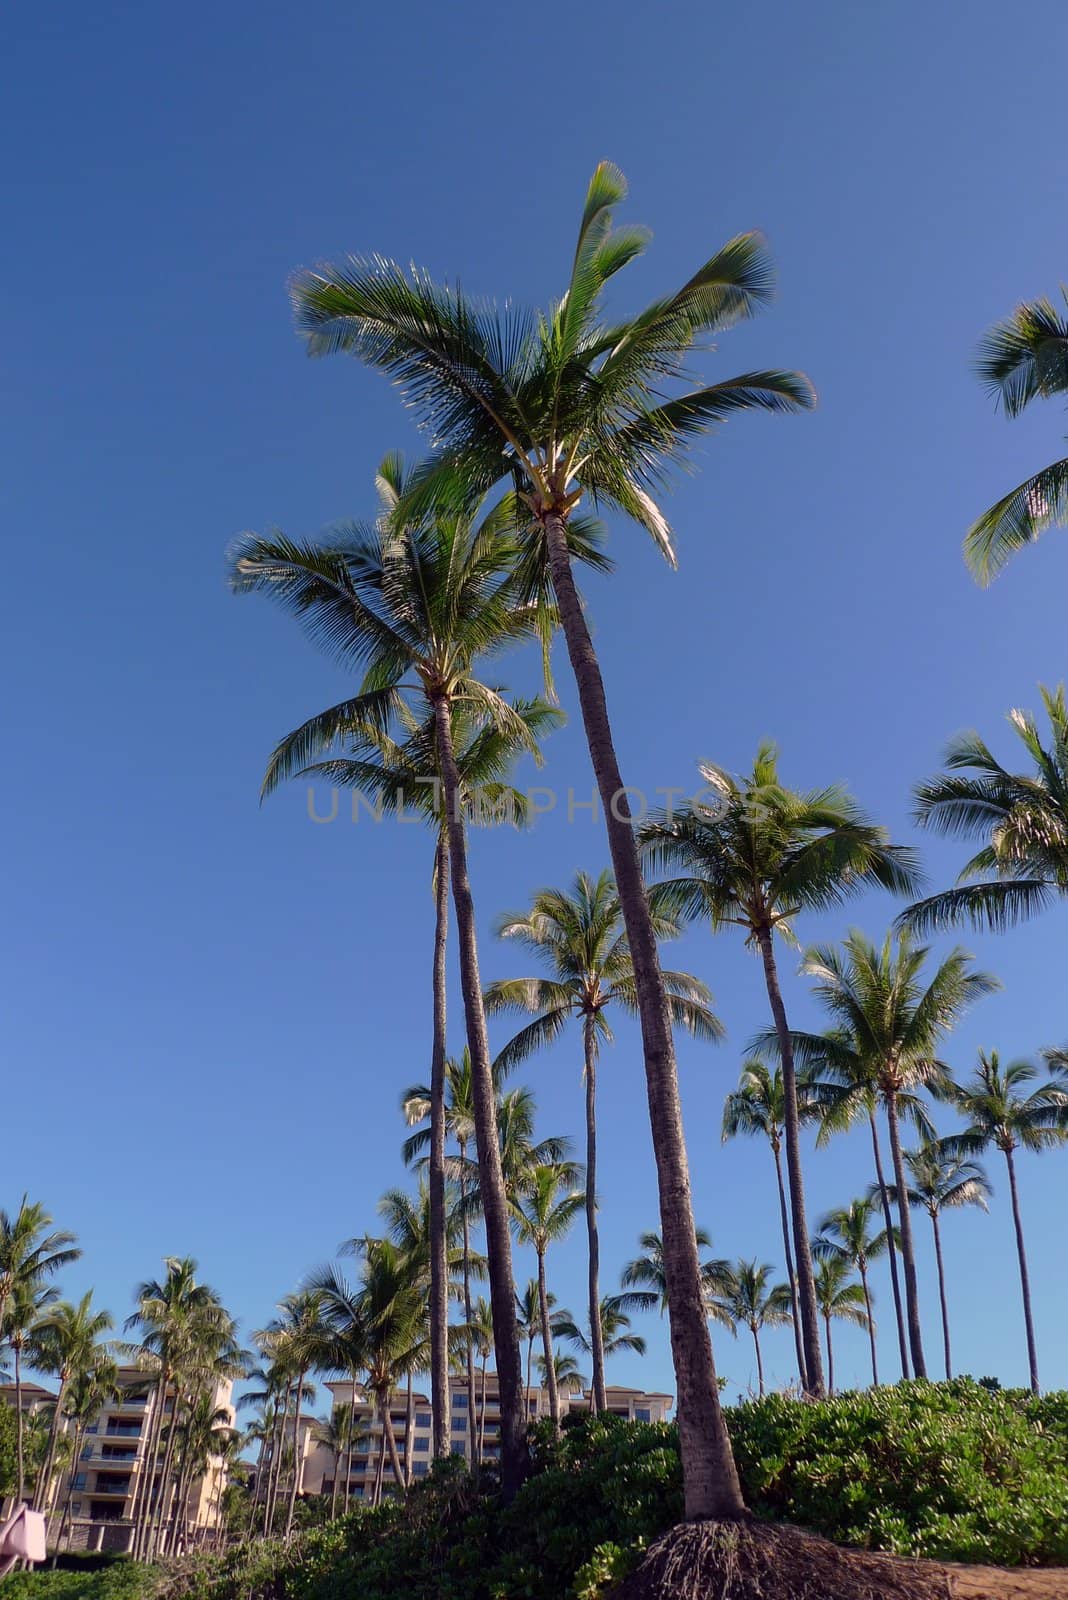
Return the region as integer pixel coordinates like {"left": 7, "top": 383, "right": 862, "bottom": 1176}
{"left": 91, "top": 1477, "right": 132, "bottom": 1498}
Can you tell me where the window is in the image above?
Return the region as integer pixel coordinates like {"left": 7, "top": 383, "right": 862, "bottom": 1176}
{"left": 414, "top": 1437, "right": 429, "bottom": 1453}
{"left": 635, "top": 1408, "right": 651, "bottom": 1423}
{"left": 452, "top": 1393, "right": 468, "bottom": 1408}
{"left": 415, "top": 1412, "right": 431, "bottom": 1428}
{"left": 72, "top": 1474, "right": 87, "bottom": 1490}
{"left": 413, "top": 1461, "right": 429, "bottom": 1477}
{"left": 451, "top": 1418, "right": 466, "bottom": 1433}
{"left": 450, "top": 1441, "right": 466, "bottom": 1455}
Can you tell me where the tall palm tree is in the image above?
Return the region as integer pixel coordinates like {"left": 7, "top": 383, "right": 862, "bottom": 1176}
{"left": 774, "top": 931, "right": 996, "bottom": 1380}
{"left": 641, "top": 745, "right": 920, "bottom": 1396}
{"left": 943, "top": 1052, "right": 1068, "bottom": 1393}
{"left": 55, "top": 1352, "right": 120, "bottom": 1550}
{"left": 709, "top": 1262, "right": 792, "bottom": 1398}
{"left": 554, "top": 1295, "right": 647, "bottom": 1365}
{"left": 463, "top": 1296, "right": 495, "bottom": 1463}
{"left": 812, "top": 1199, "right": 892, "bottom": 1387}
{"left": 509, "top": 1162, "right": 584, "bottom": 1428}
{"left": 30, "top": 1292, "right": 113, "bottom": 1516}
{"left": 879, "top": 1141, "right": 991, "bottom": 1380}
{"left": 0, "top": 1199, "right": 79, "bottom": 1502}
{"left": 232, "top": 479, "right": 559, "bottom": 1499}
{"left": 904, "top": 686, "right": 1068, "bottom": 936}
{"left": 486, "top": 868, "right": 721, "bottom": 1413}
{"left": 290, "top": 162, "right": 815, "bottom": 1519}
{"left": 721, "top": 1057, "right": 831, "bottom": 1387}
{"left": 812, "top": 1257, "right": 869, "bottom": 1396}
{"left": 261, "top": 1290, "right": 332, "bottom": 1538}
{"left": 2, "top": 1280, "right": 59, "bottom": 1503}
{"left": 618, "top": 1229, "right": 735, "bottom": 1328}
{"left": 963, "top": 291, "right": 1068, "bottom": 582}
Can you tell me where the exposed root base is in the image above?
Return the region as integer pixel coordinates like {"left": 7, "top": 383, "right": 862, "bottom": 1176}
{"left": 613, "top": 1519, "right": 949, "bottom": 1600}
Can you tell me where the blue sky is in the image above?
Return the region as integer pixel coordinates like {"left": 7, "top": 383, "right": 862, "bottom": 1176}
{"left": 5, "top": 0, "right": 1068, "bottom": 1406}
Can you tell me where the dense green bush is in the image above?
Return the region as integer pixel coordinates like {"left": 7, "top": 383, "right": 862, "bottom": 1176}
{"left": 0, "top": 1400, "right": 17, "bottom": 1497}
{"left": 9, "top": 1383, "right": 1068, "bottom": 1599}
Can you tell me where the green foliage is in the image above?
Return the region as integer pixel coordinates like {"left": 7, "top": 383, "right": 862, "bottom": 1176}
{"left": 0, "top": 1399, "right": 17, "bottom": 1496}
{"left": 10, "top": 1387, "right": 1068, "bottom": 1600}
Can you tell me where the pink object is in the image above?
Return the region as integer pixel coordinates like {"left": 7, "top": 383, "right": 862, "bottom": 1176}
{"left": 0, "top": 1504, "right": 48, "bottom": 1574}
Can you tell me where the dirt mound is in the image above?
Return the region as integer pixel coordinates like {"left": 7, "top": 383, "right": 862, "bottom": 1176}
{"left": 612, "top": 1520, "right": 1068, "bottom": 1600}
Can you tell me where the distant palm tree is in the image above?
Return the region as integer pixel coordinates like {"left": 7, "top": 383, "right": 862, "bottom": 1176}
{"left": 879, "top": 1141, "right": 991, "bottom": 1380}
{"left": 232, "top": 466, "right": 560, "bottom": 1498}
{"left": 55, "top": 1352, "right": 121, "bottom": 1550}
{"left": 536, "top": 1350, "right": 587, "bottom": 1398}
{"left": 30, "top": 1292, "right": 113, "bottom": 1515}
{"left": 709, "top": 1262, "right": 792, "bottom": 1398}
{"left": 486, "top": 868, "right": 720, "bottom": 1413}
{"left": 943, "top": 1052, "right": 1068, "bottom": 1393}
{"left": 722, "top": 1057, "right": 831, "bottom": 1386}
{"left": 2, "top": 1280, "right": 59, "bottom": 1503}
{"left": 515, "top": 1280, "right": 557, "bottom": 1401}
{"left": 463, "top": 1297, "right": 495, "bottom": 1461}
{"left": 812, "top": 1199, "right": 892, "bottom": 1386}
{"left": 291, "top": 162, "right": 814, "bottom": 1521}
{"left": 777, "top": 931, "right": 996, "bottom": 1380}
{"left": 641, "top": 744, "right": 920, "bottom": 1396}
{"left": 554, "top": 1295, "right": 648, "bottom": 1365}
{"left": 812, "top": 1257, "right": 869, "bottom": 1396}
{"left": 618, "top": 1230, "right": 735, "bottom": 1329}
{"left": 312, "top": 1406, "right": 367, "bottom": 1519}
{"left": 963, "top": 292, "right": 1068, "bottom": 582}
{"left": 509, "top": 1162, "right": 584, "bottom": 1427}
{"left": 0, "top": 1199, "right": 79, "bottom": 1501}
{"left": 903, "top": 686, "right": 1068, "bottom": 936}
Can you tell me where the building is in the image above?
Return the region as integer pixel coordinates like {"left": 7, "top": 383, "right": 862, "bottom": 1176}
{"left": 1, "top": 1368, "right": 234, "bottom": 1553}
{"left": 292, "top": 1375, "right": 673, "bottom": 1502}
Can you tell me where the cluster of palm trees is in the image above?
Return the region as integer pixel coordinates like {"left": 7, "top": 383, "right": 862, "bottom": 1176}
{"left": 226, "top": 160, "right": 1068, "bottom": 1521}
{"left": 0, "top": 1212, "right": 242, "bottom": 1559}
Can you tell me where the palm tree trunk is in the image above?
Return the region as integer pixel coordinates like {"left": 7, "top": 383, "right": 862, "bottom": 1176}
{"left": 858, "top": 1261, "right": 879, "bottom": 1387}
{"left": 754, "top": 925, "right": 825, "bottom": 1398}
{"left": 283, "top": 1367, "right": 306, "bottom": 1538}
{"left": 537, "top": 1247, "right": 559, "bottom": 1427}
{"left": 458, "top": 1138, "right": 478, "bottom": 1471}
{"left": 132, "top": 1378, "right": 164, "bottom": 1560}
{"left": 372, "top": 1399, "right": 387, "bottom": 1507}
{"left": 752, "top": 1327, "right": 765, "bottom": 1398}
{"left": 869, "top": 1115, "right": 910, "bottom": 1378}
{"left": 34, "top": 1371, "right": 67, "bottom": 1514}
{"left": 14, "top": 1345, "right": 25, "bottom": 1503}
{"left": 1004, "top": 1147, "right": 1040, "bottom": 1394}
{"left": 930, "top": 1211, "right": 952, "bottom": 1381}
{"left": 478, "top": 1356, "right": 488, "bottom": 1460}
{"left": 57, "top": 1422, "right": 84, "bottom": 1550}
{"left": 542, "top": 510, "right": 745, "bottom": 1523}
{"left": 264, "top": 1390, "right": 289, "bottom": 1536}
{"left": 149, "top": 1392, "right": 183, "bottom": 1559}
{"left": 344, "top": 1378, "right": 358, "bottom": 1513}
{"left": 381, "top": 1396, "right": 405, "bottom": 1493}
{"left": 330, "top": 1442, "right": 341, "bottom": 1520}
{"left": 884, "top": 1090, "right": 927, "bottom": 1378}
{"left": 429, "top": 834, "right": 451, "bottom": 1461}
{"left": 404, "top": 1374, "right": 415, "bottom": 1487}
{"left": 525, "top": 1334, "right": 534, "bottom": 1409}
{"left": 432, "top": 694, "right": 526, "bottom": 1500}
{"left": 771, "top": 1141, "right": 807, "bottom": 1391}
{"left": 582, "top": 1016, "right": 608, "bottom": 1414}
{"left": 824, "top": 1313, "right": 834, "bottom": 1396}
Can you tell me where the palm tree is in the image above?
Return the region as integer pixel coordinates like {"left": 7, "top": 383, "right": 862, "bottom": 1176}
{"left": 290, "top": 162, "right": 815, "bottom": 1520}
{"left": 486, "top": 868, "right": 721, "bottom": 1413}
{"left": 0, "top": 1199, "right": 79, "bottom": 1502}
{"left": 618, "top": 1229, "right": 735, "bottom": 1328}
{"left": 775, "top": 931, "right": 996, "bottom": 1380}
{"left": 30, "top": 1292, "right": 113, "bottom": 1516}
{"left": 463, "top": 1297, "right": 495, "bottom": 1462}
{"left": 963, "top": 291, "right": 1068, "bottom": 582}
{"left": 812, "top": 1257, "right": 869, "bottom": 1396}
{"left": 515, "top": 1280, "right": 549, "bottom": 1403}
{"left": 879, "top": 1141, "right": 991, "bottom": 1381}
{"left": 641, "top": 745, "right": 920, "bottom": 1397}
{"left": 904, "top": 686, "right": 1068, "bottom": 936}
{"left": 709, "top": 1262, "right": 792, "bottom": 1398}
{"left": 943, "top": 1052, "right": 1068, "bottom": 1393}
{"left": 721, "top": 1057, "right": 831, "bottom": 1387}
{"left": 536, "top": 1350, "right": 587, "bottom": 1399}
{"left": 313, "top": 1405, "right": 367, "bottom": 1519}
{"left": 55, "top": 1352, "right": 120, "bottom": 1550}
{"left": 812, "top": 1200, "right": 892, "bottom": 1386}
{"left": 554, "top": 1295, "right": 647, "bottom": 1365}
{"left": 509, "top": 1162, "right": 584, "bottom": 1428}
{"left": 232, "top": 478, "right": 559, "bottom": 1499}
{"left": 261, "top": 1290, "right": 332, "bottom": 1538}
{"left": 2, "top": 1280, "right": 59, "bottom": 1503}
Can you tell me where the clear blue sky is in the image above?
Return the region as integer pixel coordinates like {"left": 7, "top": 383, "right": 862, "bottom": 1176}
{"left": 5, "top": 0, "right": 1068, "bottom": 1405}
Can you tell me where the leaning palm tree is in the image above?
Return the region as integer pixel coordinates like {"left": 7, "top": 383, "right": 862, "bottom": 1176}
{"left": 509, "top": 1162, "right": 584, "bottom": 1428}
{"left": 486, "top": 868, "right": 721, "bottom": 1412}
{"left": 812, "top": 1199, "right": 892, "bottom": 1387}
{"left": 0, "top": 1199, "right": 79, "bottom": 1502}
{"left": 963, "top": 291, "right": 1068, "bottom": 582}
{"left": 778, "top": 932, "right": 996, "bottom": 1381}
{"left": 618, "top": 1229, "right": 735, "bottom": 1329}
{"left": 554, "top": 1294, "right": 648, "bottom": 1365}
{"left": 942, "top": 1052, "right": 1068, "bottom": 1393}
{"left": 290, "top": 161, "right": 815, "bottom": 1519}
{"left": 812, "top": 1257, "right": 870, "bottom": 1396}
{"left": 641, "top": 745, "right": 920, "bottom": 1395}
{"left": 879, "top": 1140, "right": 991, "bottom": 1380}
{"left": 903, "top": 686, "right": 1068, "bottom": 936}
{"left": 709, "top": 1262, "right": 792, "bottom": 1399}
{"left": 30, "top": 1292, "right": 113, "bottom": 1516}
{"left": 721, "top": 1057, "right": 831, "bottom": 1387}
{"left": 232, "top": 479, "right": 562, "bottom": 1498}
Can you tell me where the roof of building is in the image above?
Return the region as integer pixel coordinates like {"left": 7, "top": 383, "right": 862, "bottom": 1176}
{"left": 0, "top": 1381, "right": 57, "bottom": 1402}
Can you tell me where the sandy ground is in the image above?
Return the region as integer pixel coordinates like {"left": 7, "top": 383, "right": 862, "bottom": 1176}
{"left": 940, "top": 1567, "right": 1068, "bottom": 1598}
